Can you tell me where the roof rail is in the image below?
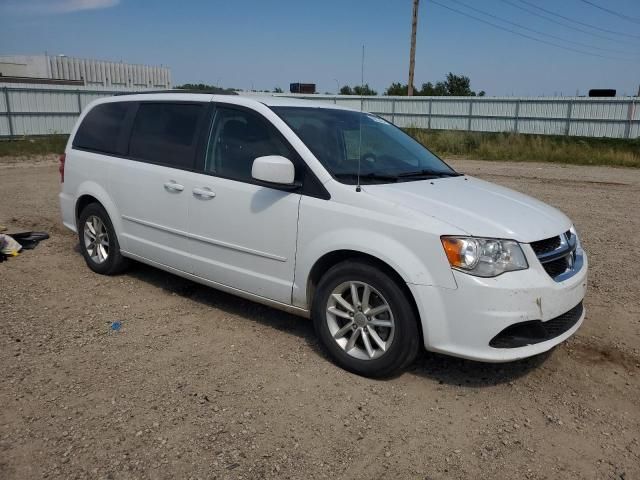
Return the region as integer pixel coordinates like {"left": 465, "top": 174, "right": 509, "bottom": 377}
{"left": 114, "top": 89, "right": 237, "bottom": 96}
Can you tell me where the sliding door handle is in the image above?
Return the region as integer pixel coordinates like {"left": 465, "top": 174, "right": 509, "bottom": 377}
{"left": 164, "top": 181, "right": 184, "bottom": 193}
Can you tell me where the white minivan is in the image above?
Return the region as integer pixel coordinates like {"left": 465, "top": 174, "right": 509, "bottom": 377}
{"left": 59, "top": 93, "right": 587, "bottom": 377}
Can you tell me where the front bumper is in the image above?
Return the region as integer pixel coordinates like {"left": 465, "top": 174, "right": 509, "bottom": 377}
{"left": 409, "top": 247, "right": 588, "bottom": 362}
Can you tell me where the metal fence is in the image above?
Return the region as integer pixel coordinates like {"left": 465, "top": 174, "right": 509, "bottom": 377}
{"left": 1, "top": 85, "right": 638, "bottom": 138}
{"left": 0, "top": 85, "right": 148, "bottom": 137}
{"left": 283, "top": 94, "right": 640, "bottom": 139}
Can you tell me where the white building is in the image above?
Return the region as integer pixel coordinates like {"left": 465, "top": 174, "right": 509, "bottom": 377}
{"left": 0, "top": 54, "right": 171, "bottom": 89}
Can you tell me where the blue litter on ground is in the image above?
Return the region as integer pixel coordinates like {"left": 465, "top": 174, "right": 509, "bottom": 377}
{"left": 111, "top": 321, "right": 122, "bottom": 331}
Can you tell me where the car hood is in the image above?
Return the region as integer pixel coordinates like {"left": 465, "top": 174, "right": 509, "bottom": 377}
{"left": 363, "top": 175, "right": 571, "bottom": 243}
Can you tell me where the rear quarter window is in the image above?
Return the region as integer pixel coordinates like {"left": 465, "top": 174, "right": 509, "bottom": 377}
{"left": 72, "top": 102, "right": 132, "bottom": 155}
{"left": 128, "top": 102, "right": 206, "bottom": 169}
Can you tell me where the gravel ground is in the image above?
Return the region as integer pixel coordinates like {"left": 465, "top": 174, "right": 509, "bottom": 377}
{"left": 1, "top": 156, "right": 639, "bottom": 480}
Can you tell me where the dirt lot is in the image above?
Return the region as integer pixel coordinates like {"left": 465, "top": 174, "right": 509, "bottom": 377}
{"left": 1, "top": 156, "right": 639, "bottom": 480}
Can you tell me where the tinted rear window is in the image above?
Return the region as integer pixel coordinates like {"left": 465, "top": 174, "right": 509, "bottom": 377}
{"left": 128, "top": 102, "right": 205, "bottom": 169}
{"left": 73, "top": 102, "right": 131, "bottom": 155}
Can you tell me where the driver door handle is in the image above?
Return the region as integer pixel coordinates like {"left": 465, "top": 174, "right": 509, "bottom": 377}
{"left": 192, "top": 187, "right": 216, "bottom": 199}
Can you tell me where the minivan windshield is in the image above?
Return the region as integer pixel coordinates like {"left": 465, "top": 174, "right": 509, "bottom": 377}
{"left": 271, "top": 107, "right": 458, "bottom": 184}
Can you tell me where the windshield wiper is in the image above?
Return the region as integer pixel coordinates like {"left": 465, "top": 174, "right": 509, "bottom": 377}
{"left": 396, "top": 170, "right": 461, "bottom": 179}
{"left": 334, "top": 173, "right": 399, "bottom": 182}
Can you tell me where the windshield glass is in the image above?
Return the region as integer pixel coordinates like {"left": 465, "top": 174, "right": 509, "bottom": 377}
{"left": 271, "top": 106, "right": 457, "bottom": 184}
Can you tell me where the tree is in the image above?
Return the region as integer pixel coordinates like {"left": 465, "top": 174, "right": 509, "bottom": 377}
{"left": 339, "top": 84, "right": 377, "bottom": 96}
{"left": 385, "top": 82, "right": 414, "bottom": 96}
{"left": 340, "top": 85, "right": 354, "bottom": 95}
{"left": 353, "top": 84, "right": 377, "bottom": 96}
{"left": 273, "top": 87, "right": 283, "bottom": 93}
{"left": 443, "top": 73, "right": 473, "bottom": 96}
{"left": 386, "top": 73, "right": 484, "bottom": 96}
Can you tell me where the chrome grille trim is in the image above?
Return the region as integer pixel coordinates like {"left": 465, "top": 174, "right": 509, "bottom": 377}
{"left": 530, "top": 231, "right": 582, "bottom": 282}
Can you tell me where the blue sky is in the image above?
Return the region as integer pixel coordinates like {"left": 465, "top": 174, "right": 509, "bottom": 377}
{"left": 1, "top": 0, "right": 639, "bottom": 96}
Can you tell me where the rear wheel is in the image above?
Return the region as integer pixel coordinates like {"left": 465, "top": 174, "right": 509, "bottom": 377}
{"left": 78, "top": 203, "right": 129, "bottom": 275}
{"left": 312, "top": 260, "right": 420, "bottom": 377}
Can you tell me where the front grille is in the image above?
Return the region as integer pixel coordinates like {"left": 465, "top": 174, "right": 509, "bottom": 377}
{"left": 542, "top": 257, "right": 569, "bottom": 277}
{"left": 530, "top": 236, "right": 561, "bottom": 256}
{"left": 530, "top": 231, "right": 577, "bottom": 281}
{"left": 489, "top": 302, "right": 584, "bottom": 348}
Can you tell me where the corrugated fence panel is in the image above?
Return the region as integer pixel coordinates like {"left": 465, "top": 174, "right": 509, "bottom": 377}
{"left": 79, "top": 92, "right": 113, "bottom": 110}
{"left": 363, "top": 98, "right": 393, "bottom": 113}
{"left": 394, "top": 115, "right": 430, "bottom": 129}
{"left": 572, "top": 100, "right": 627, "bottom": 120}
{"left": 430, "top": 116, "right": 468, "bottom": 131}
{"left": 10, "top": 115, "right": 77, "bottom": 136}
{"left": 471, "top": 117, "right": 515, "bottom": 132}
{"left": 517, "top": 119, "right": 566, "bottom": 136}
{"left": 570, "top": 121, "right": 627, "bottom": 138}
{"left": 334, "top": 98, "right": 363, "bottom": 110}
{"left": 473, "top": 100, "right": 517, "bottom": 117}
{"left": 519, "top": 100, "right": 568, "bottom": 119}
{"left": 394, "top": 99, "right": 430, "bottom": 114}
{"left": 431, "top": 99, "right": 469, "bottom": 116}
{"left": 1, "top": 89, "right": 638, "bottom": 138}
{"left": 10, "top": 89, "right": 77, "bottom": 113}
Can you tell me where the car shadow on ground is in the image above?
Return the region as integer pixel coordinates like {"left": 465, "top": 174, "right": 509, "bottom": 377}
{"left": 124, "top": 261, "right": 552, "bottom": 388}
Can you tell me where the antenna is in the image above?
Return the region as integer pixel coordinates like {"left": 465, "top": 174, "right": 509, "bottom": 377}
{"left": 356, "top": 44, "right": 365, "bottom": 192}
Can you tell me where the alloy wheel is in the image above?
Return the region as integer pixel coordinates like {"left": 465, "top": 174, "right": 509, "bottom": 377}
{"left": 326, "top": 281, "right": 395, "bottom": 360}
{"left": 83, "top": 215, "right": 109, "bottom": 264}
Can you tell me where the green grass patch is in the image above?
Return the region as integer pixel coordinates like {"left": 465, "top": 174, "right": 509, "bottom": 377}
{"left": 0, "top": 135, "right": 68, "bottom": 157}
{"left": 407, "top": 129, "right": 640, "bottom": 168}
{"left": 1, "top": 131, "right": 639, "bottom": 168}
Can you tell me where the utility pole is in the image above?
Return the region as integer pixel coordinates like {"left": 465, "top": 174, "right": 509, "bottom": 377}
{"left": 408, "top": 0, "right": 420, "bottom": 96}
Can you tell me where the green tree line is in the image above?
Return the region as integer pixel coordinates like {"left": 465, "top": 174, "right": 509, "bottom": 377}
{"left": 339, "top": 73, "right": 485, "bottom": 97}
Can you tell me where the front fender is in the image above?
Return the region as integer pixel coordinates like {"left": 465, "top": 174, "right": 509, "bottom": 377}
{"left": 292, "top": 197, "right": 459, "bottom": 308}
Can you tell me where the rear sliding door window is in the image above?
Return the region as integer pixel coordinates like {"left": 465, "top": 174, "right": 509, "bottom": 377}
{"left": 73, "top": 102, "right": 132, "bottom": 155}
{"left": 129, "top": 102, "right": 205, "bottom": 169}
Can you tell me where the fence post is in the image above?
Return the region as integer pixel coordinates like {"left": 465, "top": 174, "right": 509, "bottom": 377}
{"left": 76, "top": 90, "right": 82, "bottom": 114}
{"left": 624, "top": 98, "right": 634, "bottom": 139}
{"left": 427, "top": 98, "right": 432, "bottom": 130}
{"left": 391, "top": 98, "right": 396, "bottom": 124}
{"left": 514, "top": 100, "right": 520, "bottom": 134}
{"left": 565, "top": 100, "right": 573, "bottom": 136}
{"left": 3, "top": 87, "right": 14, "bottom": 137}
{"left": 468, "top": 98, "right": 474, "bottom": 131}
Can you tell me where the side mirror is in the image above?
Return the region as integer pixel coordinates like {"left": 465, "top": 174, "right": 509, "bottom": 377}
{"left": 252, "top": 155, "right": 296, "bottom": 186}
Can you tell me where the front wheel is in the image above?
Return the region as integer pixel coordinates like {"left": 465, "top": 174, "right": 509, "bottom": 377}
{"left": 312, "top": 261, "right": 420, "bottom": 378}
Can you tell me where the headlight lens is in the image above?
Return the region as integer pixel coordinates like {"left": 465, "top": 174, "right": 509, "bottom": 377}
{"left": 441, "top": 236, "right": 528, "bottom": 277}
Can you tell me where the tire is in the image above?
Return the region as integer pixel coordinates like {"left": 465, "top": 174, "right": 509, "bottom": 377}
{"left": 78, "top": 202, "right": 129, "bottom": 275}
{"left": 312, "top": 260, "right": 420, "bottom": 378}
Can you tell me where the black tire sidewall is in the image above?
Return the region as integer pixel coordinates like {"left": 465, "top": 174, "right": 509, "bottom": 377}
{"left": 78, "top": 203, "right": 124, "bottom": 275}
{"left": 312, "top": 261, "right": 420, "bottom": 378}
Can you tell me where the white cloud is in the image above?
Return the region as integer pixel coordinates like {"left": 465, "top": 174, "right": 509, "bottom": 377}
{"left": 2, "top": 0, "right": 120, "bottom": 14}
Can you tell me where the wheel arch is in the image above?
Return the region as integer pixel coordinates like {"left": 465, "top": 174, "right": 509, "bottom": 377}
{"left": 76, "top": 194, "right": 101, "bottom": 224}
{"left": 305, "top": 250, "right": 424, "bottom": 341}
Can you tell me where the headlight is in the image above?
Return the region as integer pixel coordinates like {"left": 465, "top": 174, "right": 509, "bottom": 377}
{"left": 441, "top": 236, "right": 528, "bottom": 277}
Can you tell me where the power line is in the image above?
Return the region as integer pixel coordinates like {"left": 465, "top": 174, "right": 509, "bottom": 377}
{"left": 449, "top": 0, "right": 633, "bottom": 55}
{"left": 515, "top": 0, "right": 640, "bottom": 41}
{"left": 578, "top": 0, "right": 640, "bottom": 25}
{"left": 428, "top": 0, "right": 631, "bottom": 61}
